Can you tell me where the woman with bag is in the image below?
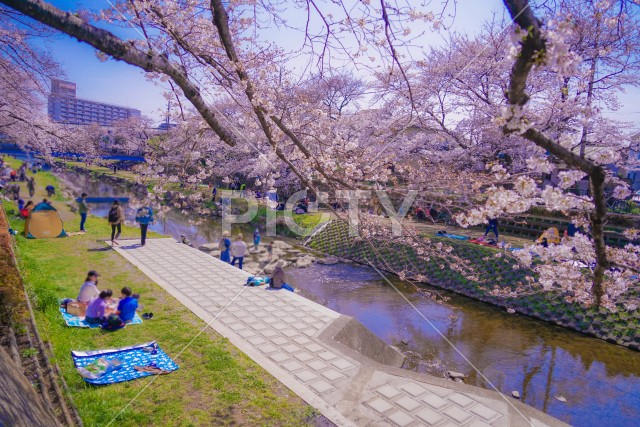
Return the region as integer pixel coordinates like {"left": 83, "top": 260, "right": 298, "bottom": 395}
{"left": 108, "top": 200, "right": 125, "bottom": 245}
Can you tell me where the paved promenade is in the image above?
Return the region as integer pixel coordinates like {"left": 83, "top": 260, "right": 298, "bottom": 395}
{"left": 112, "top": 238, "right": 566, "bottom": 427}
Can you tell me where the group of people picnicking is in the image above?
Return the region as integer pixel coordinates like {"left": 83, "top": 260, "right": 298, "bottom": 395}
{"left": 74, "top": 270, "right": 141, "bottom": 328}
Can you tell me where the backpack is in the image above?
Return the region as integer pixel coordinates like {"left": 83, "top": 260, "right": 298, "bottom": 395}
{"left": 101, "top": 314, "right": 125, "bottom": 331}
{"left": 108, "top": 207, "right": 119, "bottom": 222}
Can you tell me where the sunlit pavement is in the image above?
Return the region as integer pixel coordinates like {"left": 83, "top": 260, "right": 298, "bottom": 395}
{"left": 112, "top": 238, "right": 566, "bottom": 427}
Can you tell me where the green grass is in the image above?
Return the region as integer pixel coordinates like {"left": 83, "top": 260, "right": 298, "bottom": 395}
{"left": 2, "top": 163, "right": 317, "bottom": 426}
{"left": 61, "top": 160, "right": 141, "bottom": 183}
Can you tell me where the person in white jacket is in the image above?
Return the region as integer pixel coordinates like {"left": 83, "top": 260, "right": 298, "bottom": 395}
{"left": 230, "top": 234, "right": 248, "bottom": 270}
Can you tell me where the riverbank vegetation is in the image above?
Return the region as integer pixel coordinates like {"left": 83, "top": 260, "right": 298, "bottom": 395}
{"left": 1, "top": 166, "right": 318, "bottom": 426}
{"left": 308, "top": 220, "right": 640, "bottom": 349}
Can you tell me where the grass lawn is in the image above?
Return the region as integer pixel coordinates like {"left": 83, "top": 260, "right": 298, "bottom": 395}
{"left": 2, "top": 161, "right": 317, "bottom": 426}
{"left": 61, "top": 160, "right": 141, "bottom": 183}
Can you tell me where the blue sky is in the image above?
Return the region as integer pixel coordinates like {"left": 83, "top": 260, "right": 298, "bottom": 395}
{"left": 41, "top": 0, "right": 639, "bottom": 127}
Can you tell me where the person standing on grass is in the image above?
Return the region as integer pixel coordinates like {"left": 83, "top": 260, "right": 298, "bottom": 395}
{"left": 78, "top": 193, "right": 89, "bottom": 232}
{"left": 27, "top": 177, "right": 35, "bottom": 198}
{"left": 230, "top": 234, "right": 247, "bottom": 270}
{"left": 484, "top": 218, "right": 499, "bottom": 240}
{"left": 218, "top": 231, "right": 231, "bottom": 263}
{"left": 135, "top": 205, "right": 153, "bottom": 246}
{"left": 108, "top": 200, "right": 125, "bottom": 245}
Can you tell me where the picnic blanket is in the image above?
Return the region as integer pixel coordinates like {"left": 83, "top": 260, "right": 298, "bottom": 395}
{"left": 60, "top": 306, "right": 142, "bottom": 328}
{"left": 435, "top": 232, "right": 470, "bottom": 240}
{"left": 72, "top": 341, "right": 179, "bottom": 385}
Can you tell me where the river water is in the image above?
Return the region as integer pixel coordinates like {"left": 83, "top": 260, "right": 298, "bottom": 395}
{"left": 59, "top": 171, "right": 640, "bottom": 427}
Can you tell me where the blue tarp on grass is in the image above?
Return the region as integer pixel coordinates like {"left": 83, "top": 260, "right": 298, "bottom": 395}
{"left": 60, "top": 306, "right": 142, "bottom": 328}
{"left": 72, "top": 341, "right": 179, "bottom": 385}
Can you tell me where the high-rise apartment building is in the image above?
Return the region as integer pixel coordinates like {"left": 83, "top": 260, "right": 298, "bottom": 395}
{"left": 48, "top": 79, "right": 141, "bottom": 126}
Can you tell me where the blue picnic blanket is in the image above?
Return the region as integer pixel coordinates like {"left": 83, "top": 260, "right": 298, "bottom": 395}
{"left": 435, "top": 232, "right": 470, "bottom": 240}
{"left": 60, "top": 306, "right": 142, "bottom": 328}
{"left": 72, "top": 341, "right": 179, "bottom": 385}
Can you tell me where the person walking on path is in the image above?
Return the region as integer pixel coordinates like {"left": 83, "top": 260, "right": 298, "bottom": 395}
{"left": 240, "top": 183, "right": 246, "bottom": 198}
{"left": 230, "top": 234, "right": 247, "bottom": 270}
{"left": 135, "top": 205, "right": 153, "bottom": 246}
{"left": 253, "top": 228, "right": 261, "bottom": 250}
{"left": 484, "top": 218, "right": 499, "bottom": 240}
{"left": 78, "top": 193, "right": 89, "bottom": 232}
{"left": 218, "top": 231, "right": 231, "bottom": 263}
{"left": 108, "top": 200, "right": 125, "bottom": 245}
{"left": 27, "top": 177, "right": 35, "bottom": 198}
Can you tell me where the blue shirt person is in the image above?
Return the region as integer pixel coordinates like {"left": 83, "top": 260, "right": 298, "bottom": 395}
{"left": 117, "top": 287, "right": 139, "bottom": 323}
{"left": 135, "top": 206, "right": 154, "bottom": 246}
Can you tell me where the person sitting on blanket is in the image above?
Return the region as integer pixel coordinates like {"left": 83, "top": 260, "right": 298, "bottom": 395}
{"left": 116, "top": 287, "right": 139, "bottom": 323}
{"left": 85, "top": 289, "right": 113, "bottom": 325}
{"left": 269, "top": 266, "right": 295, "bottom": 292}
{"left": 77, "top": 270, "right": 100, "bottom": 303}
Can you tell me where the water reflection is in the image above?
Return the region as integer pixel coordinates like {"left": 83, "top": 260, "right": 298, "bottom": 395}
{"left": 286, "top": 264, "right": 640, "bottom": 427}
{"left": 58, "top": 171, "right": 640, "bottom": 426}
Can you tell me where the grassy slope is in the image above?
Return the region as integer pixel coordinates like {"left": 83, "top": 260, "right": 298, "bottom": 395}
{"left": 3, "top": 159, "right": 316, "bottom": 426}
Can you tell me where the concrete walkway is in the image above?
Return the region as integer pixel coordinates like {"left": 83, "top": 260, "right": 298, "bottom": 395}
{"left": 112, "top": 238, "right": 566, "bottom": 427}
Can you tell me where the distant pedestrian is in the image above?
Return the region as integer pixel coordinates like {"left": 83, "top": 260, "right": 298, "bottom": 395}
{"left": 11, "top": 184, "right": 19, "bottom": 201}
{"left": 211, "top": 186, "right": 217, "bottom": 202}
{"left": 253, "top": 228, "right": 261, "bottom": 250}
{"left": 484, "top": 218, "right": 499, "bottom": 240}
{"left": 267, "top": 241, "right": 273, "bottom": 261}
{"left": 112, "top": 163, "right": 117, "bottom": 174}
{"left": 218, "top": 231, "right": 231, "bottom": 263}
{"left": 240, "top": 183, "right": 246, "bottom": 198}
{"left": 27, "top": 177, "right": 35, "bottom": 197}
{"left": 9, "top": 169, "right": 16, "bottom": 182}
{"left": 108, "top": 200, "right": 124, "bottom": 245}
{"left": 19, "top": 165, "right": 26, "bottom": 182}
{"left": 135, "top": 205, "right": 153, "bottom": 246}
{"left": 78, "top": 193, "right": 89, "bottom": 232}
{"left": 230, "top": 234, "right": 247, "bottom": 270}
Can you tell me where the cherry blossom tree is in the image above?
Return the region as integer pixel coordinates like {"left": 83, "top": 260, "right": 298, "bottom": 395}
{"left": 1, "top": 0, "right": 639, "bottom": 308}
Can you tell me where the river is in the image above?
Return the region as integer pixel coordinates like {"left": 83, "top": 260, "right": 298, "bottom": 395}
{"left": 59, "top": 170, "right": 640, "bottom": 427}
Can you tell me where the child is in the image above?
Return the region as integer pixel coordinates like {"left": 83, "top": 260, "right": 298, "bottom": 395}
{"left": 267, "top": 241, "right": 273, "bottom": 261}
{"left": 116, "top": 287, "right": 139, "bottom": 323}
{"left": 85, "top": 289, "right": 113, "bottom": 325}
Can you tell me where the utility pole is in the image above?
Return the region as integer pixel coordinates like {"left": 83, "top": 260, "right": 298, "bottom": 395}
{"left": 165, "top": 99, "right": 171, "bottom": 131}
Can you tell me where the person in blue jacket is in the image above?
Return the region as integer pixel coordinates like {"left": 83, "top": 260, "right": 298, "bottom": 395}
{"left": 135, "top": 205, "right": 153, "bottom": 246}
{"left": 218, "top": 231, "right": 231, "bottom": 263}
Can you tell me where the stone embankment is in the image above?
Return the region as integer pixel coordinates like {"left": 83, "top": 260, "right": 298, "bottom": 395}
{"left": 304, "top": 220, "right": 640, "bottom": 351}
